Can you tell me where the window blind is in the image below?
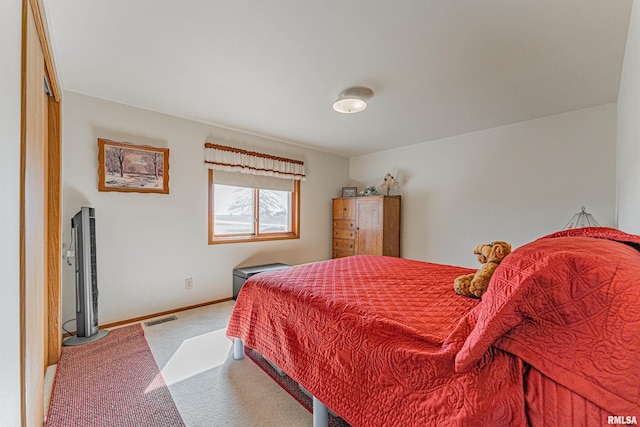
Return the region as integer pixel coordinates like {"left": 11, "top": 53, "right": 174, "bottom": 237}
{"left": 212, "top": 169, "right": 294, "bottom": 192}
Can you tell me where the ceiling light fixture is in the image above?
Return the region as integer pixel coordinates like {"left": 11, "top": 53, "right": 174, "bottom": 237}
{"left": 333, "top": 86, "right": 374, "bottom": 114}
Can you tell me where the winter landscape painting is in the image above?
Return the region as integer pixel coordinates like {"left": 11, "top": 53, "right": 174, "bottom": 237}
{"left": 98, "top": 139, "right": 170, "bottom": 194}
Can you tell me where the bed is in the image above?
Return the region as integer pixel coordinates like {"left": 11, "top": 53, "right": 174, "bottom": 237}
{"left": 227, "top": 227, "right": 640, "bottom": 426}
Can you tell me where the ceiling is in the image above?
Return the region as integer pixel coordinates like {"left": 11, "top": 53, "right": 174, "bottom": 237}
{"left": 44, "top": 1, "right": 633, "bottom": 158}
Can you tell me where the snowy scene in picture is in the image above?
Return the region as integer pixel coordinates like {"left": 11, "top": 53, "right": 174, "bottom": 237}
{"left": 104, "top": 145, "right": 164, "bottom": 189}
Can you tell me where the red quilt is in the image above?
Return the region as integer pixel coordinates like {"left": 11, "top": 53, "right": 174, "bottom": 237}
{"left": 456, "top": 227, "right": 640, "bottom": 416}
{"left": 227, "top": 228, "right": 640, "bottom": 425}
{"left": 227, "top": 256, "right": 528, "bottom": 426}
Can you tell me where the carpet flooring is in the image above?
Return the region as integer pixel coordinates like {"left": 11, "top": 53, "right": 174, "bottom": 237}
{"left": 46, "top": 302, "right": 342, "bottom": 426}
{"left": 46, "top": 324, "right": 184, "bottom": 427}
{"left": 246, "top": 348, "right": 351, "bottom": 427}
{"left": 142, "top": 301, "right": 313, "bottom": 426}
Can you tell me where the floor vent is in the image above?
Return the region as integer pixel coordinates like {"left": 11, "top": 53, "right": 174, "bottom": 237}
{"left": 144, "top": 315, "right": 178, "bottom": 327}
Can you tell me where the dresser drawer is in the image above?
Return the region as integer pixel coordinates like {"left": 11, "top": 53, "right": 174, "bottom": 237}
{"left": 333, "top": 229, "right": 356, "bottom": 240}
{"left": 333, "top": 220, "right": 356, "bottom": 230}
{"left": 333, "top": 239, "right": 355, "bottom": 250}
{"left": 333, "top": 198, "right": 356, "bottom": 220}
{"left": 332, "top": 248, "right": 355, "bottom": 258}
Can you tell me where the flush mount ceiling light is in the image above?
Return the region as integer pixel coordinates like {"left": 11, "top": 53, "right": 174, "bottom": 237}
{"left": 333, "top": 87, "right": 374, "bottom": 114}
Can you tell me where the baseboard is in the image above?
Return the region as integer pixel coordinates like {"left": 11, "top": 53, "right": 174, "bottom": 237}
{"left": 62, "top": 297, "right": 234, "bottom": 338}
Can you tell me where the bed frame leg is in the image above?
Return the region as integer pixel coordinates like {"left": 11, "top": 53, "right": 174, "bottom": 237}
{"left": 233, "top": 338, "right": 244, "bottom": 360}
{"left": 233, "top": 339, "right": 327, "bottom": 426}
{"left": 312, "top": 396, "right": 328, "bottom": 427}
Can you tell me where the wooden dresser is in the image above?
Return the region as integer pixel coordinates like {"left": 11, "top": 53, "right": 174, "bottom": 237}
{"left": 332, "top": 195, "right": 401, "bottom": 258}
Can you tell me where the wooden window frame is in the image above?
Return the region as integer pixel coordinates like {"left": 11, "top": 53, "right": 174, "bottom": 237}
{"left": 208, "top": 169, "right": 300, "bottom": 244}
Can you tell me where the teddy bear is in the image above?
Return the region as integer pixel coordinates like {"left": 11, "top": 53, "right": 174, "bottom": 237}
{"left": 453, "top": 241, "right": 512, "bottom": 298}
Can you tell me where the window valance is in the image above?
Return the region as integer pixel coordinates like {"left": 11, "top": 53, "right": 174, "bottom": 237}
{"left": 204, "top": 142, "right": 305, "bottom": 181}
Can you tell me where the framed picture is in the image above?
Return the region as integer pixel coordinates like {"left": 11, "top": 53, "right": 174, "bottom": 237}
{"left": 98, "top": 139, "right": 170, "bottom": 194}
{"left": 341, "top": 186, "right": 357, "bottom": 197}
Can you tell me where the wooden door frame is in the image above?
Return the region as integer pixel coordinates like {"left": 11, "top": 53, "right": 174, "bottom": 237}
{"left": 20, "top": 0, "right": 62, "bottom": 424}
{"left": 46, "top": 89, "right": 61, "bottom": 366}
{"left": 27, "top": 0, "right": 62, "bottom": 368}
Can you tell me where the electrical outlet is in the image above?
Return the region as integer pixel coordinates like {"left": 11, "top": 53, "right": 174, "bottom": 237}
{"left": 185, "top": 277, "right": 193, "bottom": 290}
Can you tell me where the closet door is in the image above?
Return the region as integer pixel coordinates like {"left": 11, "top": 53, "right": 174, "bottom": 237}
{"left": 21, "top": 2, "right": 48, "bottom": 425}
{"left": 21, "top": 0, "right": 62, "bottom": 423}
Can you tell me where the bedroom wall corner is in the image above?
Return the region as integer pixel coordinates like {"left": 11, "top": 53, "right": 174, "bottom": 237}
{"left": 61, "top": 92, "right": 349, "bottom": 325}
{"left": 617, "top": 0, "right": 640, "bottom": 234}
{"left": 350, "top": 104, "right": 617, "bottom": 267}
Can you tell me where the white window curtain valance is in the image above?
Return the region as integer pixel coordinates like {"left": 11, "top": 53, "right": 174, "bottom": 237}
{"left": 204, "top": 142, "right": 306, "bottom": 181}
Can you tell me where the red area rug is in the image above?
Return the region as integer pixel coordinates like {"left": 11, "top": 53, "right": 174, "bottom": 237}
{"left": 46, "top": 324, "right": 184, "bottom": 427}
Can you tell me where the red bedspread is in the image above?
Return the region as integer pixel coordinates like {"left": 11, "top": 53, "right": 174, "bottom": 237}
{"left": 227, "top": 256, "right": 528, "bottom": 426}
{"left": 227, "top": 228, "right": 640, "bottom": 425}
{"left": 456, "top": 227, "right": 640, "bottom": 416}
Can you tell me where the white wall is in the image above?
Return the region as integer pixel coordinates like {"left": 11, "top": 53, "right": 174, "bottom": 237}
{"left": 617, "top": 0, "right": 640, "bottom": 234}
{"left": 350, "top": 104, "right": 617, "bottom": 267}
{"left": 62, "top": 92, "right": 349, "bottom": 326}
{"left": 0, "top": 0, "right": 23, "bottom": 425}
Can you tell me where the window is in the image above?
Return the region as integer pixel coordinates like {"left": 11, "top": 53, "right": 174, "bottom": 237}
{"left": 208, "top": 170, "right": 300, "bottom": 243}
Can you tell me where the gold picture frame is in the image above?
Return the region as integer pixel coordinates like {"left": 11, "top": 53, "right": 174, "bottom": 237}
{"left": 98, "top": 139, "right": 169, "bottom": 194}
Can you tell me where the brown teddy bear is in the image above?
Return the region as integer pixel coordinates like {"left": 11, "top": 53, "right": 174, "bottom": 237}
{"left": 454, "top": 241, "right": 512, "bottom": 298}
